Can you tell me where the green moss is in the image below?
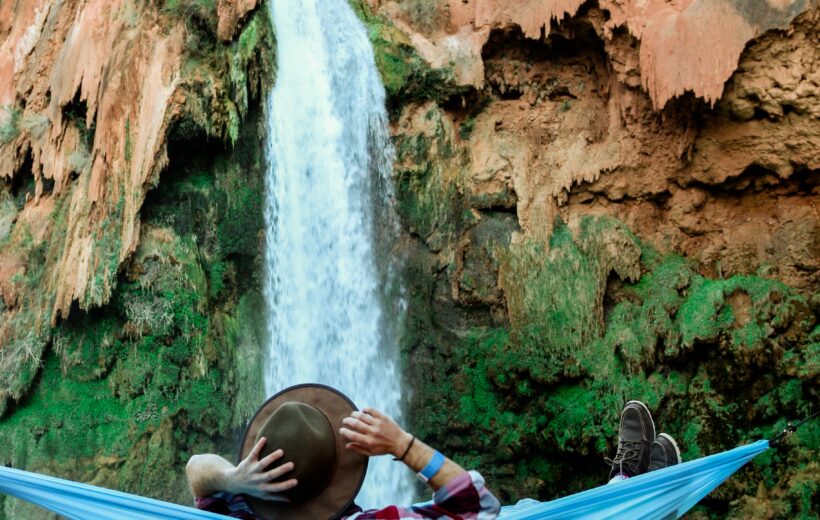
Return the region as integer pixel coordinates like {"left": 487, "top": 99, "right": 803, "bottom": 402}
{"left": 0, "top": 106, "right": 21, "bottom": 144}
{"left": 393, "top": 106, "right": 467, "bottom": 240}
{"left": 0, "top": 220, "right": 249, "bottom": 512}
{"left": 350, "top": 0, "right": 467, "bottom": 113}
{"left": 0, "top": 39, "right": 271, "bottom": 514}
{"left": 83, "top": 190, "right": 125, "bottom": 308}
{"left": 124, "top": 118, "right": 132, "bottom": 163}
{"left": 228, "top": 11, "right": 273, "bottom": 121}
{"left": 162, "top": 0, "right": 218, "bottom": 33}
{"left": 221, "top": 292, "right": 267, "bottom": 426}
{"left": 172, "top": 5, "right": 275, "bottom": 146}
{"left": 406, "top": 215, "right": 818, "bottom": 511}
{"left": 459, "top": 118, "right": 476, "bottom": 140}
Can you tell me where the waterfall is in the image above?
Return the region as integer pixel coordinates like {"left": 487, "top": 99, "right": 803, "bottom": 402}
{"left": 263, "top": 0, "right": 412, "bottom": 509}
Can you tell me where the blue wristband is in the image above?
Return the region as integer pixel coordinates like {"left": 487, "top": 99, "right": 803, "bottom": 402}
{"left": 418, "top": 450, "right": 445, "bottom": 482}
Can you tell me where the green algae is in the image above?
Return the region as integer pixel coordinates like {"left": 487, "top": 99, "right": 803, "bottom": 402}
{"left": 392, "top": 104, "right": 470, "bottom": 244}
{"left": 0, "top": 107, "right": 21, "bottom": 145}
{"left": 349, "top": 0, "right": 467, "bottom": 113}
{"left": 0, "top": 200, "right": 70, "bottom": 415}
{"left": 174, "top": 6, "right": 275, "bottom": 146}
{"left": 0, "top": 76, "right": 270, "bottom": 520}
{"left": 404, "top": 215, "right": 818, "bottom": 514}
{"left": 0, "top": 222, "right": 237, "bottom": 515}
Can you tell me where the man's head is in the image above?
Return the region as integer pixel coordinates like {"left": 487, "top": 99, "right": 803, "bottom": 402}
{"left": 239, "top": 384, "right": 368, "bottom": 519}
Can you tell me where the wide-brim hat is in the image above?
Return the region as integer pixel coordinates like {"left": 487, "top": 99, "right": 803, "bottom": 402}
{"left": 238, "top": 384, "right": 368, "bottom": 519}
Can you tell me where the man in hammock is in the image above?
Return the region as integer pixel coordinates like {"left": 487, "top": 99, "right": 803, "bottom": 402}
{"left": 186, "top": 386, "right": 679, "bottom": 519}
{"left": 186, "top": 384, "right": 502, "bottom": 519}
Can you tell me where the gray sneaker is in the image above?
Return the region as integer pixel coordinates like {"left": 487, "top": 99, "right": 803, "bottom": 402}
{"left": 648, "top": 433, "right": 682, "bottom": 472}
{"left": 606, "top": 401, "right": 656, "bottom": 479}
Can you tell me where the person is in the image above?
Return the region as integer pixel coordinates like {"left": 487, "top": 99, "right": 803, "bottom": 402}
{"left": 187, "top": 386, "right": 680, "bottom": 520}
{"left": 186, "top": 384, "right": 502, "bottom": 519}
{"left": 605, "top": 400, "right": 682, "bottom": 483}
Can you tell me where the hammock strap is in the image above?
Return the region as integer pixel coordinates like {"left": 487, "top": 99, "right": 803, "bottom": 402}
{"left": 769, "top": 409, "right": 820, "bottom": 446}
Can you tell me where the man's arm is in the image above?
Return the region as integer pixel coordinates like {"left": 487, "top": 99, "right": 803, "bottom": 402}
{"left": 339, "top": 408, "right": 500, "bottom": 519}
{"left": 340, "top": 407, "right": 463, "bottom": 491}
{"left": 186, "top": 437, "right": 298, "bottom": 499}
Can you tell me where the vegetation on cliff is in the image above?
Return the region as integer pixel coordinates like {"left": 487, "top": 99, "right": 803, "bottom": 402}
{"left": 372, "top": 5, "right": 819, "bottom": 517}
{"left": 403, "top": 210, "right": 818, "bottom": 517}
{"left": 0, "top": 3, "right": 274, "bottom": 517}
{"left": 0, "top": 2, "right": 816, "bottom": 520}
{"left": 0, "top": 119, "right": 271, "bottom": 517}
{"left": 0, "top": 0, "right": 274, "bottom": 416}
{"left": 350, "top": 1, "right": 468, "bottom": 115}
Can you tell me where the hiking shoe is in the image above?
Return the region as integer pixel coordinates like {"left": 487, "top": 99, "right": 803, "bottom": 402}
{"left": 648, "top": 433, "right": 681, "bottom": 472}
{"left": 606, "top": 400, "right": 656, "bottom": 479}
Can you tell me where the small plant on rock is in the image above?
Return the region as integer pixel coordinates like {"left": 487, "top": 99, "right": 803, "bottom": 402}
{"left": 0, "top": 106, "right": 21, "bottom": 145}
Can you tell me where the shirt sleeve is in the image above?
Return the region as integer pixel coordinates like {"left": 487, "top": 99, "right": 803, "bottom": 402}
{"left": 194, "top": 492, "right": 258, "bottom": 519}
{"left": 344, "top": 471, "right": 501, "bottom": 520}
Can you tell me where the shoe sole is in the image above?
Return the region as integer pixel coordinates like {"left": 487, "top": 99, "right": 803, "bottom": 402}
{"left": 624, "top": 400, "right": 656, "bottom": 442}
{"left": 657, "top": 433, "right": 682, "bottom": 464}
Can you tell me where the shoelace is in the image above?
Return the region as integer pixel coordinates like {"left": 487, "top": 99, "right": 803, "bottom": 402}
{"left": 605, "top": 439, "right": 643, "bottom": 476}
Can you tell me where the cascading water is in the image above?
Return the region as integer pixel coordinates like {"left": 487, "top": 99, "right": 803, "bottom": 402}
{"left": 263, "top": 0, "right": 412, "bottom": 509}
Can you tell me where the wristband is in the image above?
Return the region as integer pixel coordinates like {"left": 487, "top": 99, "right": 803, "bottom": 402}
{"left": 418, "top": 450, "right": 445, "bottom": 482}
{"left": 393, "top": 435, "right": 415, "bottom": 462}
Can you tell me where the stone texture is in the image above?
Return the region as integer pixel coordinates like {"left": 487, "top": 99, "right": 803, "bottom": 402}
{"left": 375, "top": 2, "right": 820, "bottom": 516}
{"left": 217, "top": 0, "right": 260, "bottom": 41}
{"left": 368, "top": 0, "right": 816, "bottom": 106}
{"left": 387, "top": 6, "right": 820, "bottom": 296}
{"left": 0, "top": 0, "right": 184, "bottom": 326}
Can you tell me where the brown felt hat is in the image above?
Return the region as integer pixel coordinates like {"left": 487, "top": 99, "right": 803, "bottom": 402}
{"left": 238, "top": 384, "right": 368, "bottom": 520}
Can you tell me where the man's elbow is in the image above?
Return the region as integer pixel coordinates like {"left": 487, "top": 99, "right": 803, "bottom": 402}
{"left": 186, "top": 455, "right": 207, "bottom": 496}
{"left": 186, "top": 455, "right": 200, "bottom": 479}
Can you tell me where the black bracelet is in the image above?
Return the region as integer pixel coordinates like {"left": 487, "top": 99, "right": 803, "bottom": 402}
{"left": 393, "top": 435, "right": 415, "bottom": 462}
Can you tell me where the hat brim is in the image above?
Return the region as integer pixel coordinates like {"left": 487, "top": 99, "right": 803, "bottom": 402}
{"left": 238, "top": 384, "right": 368, "bottom": 520}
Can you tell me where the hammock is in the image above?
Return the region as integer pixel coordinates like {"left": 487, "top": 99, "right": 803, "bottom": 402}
{"left": 0, "top": 440, "right": 769, "bottom": 520}
{"left": 0, "top": 465, "right": 226, "bottom": 520}
{"left": 499, "top": 440, "right": 769, "bottom": 520}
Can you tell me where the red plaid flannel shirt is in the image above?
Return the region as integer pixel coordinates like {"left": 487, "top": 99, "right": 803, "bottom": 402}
{"left": 195, "top": 470, "right": 500, "bottom": 519}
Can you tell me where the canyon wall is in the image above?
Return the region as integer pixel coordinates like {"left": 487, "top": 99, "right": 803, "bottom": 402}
{"left": 0, "top": 0, "right": 817, "bottom": 519}
{"left": 0, "top": 1, "right": 273, "bottom": 516}
{"left": 355, "top": 0, "right": 819, "bottom": 517}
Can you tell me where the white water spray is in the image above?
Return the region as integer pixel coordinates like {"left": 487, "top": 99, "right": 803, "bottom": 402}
{"left": 263, "top": 0, "right": 412, "bottom": 509}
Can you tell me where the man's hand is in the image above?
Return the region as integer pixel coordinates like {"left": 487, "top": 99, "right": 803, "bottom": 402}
{"left": 339, "top": 407, "right": 413, "bottom": 458}
{"left": 339, "top": 407, "right": 467, "bottom": 492}
{"left": 224, "top": 437, "right": 298, "bottom": 500}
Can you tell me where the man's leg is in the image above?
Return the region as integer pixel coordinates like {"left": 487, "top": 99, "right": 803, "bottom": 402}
{"left": 605, "top": 401, "right": 655, "bottom": 483}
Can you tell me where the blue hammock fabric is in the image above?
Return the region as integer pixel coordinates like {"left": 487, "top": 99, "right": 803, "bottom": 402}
{"left": 500, "top": 440, "right": 769, "bottom": 519}
{"left": 0, "top": 440, "right": 768, "bottom": 520}
{"left": 0, "top": 465, "right": 227, "bottom": 519}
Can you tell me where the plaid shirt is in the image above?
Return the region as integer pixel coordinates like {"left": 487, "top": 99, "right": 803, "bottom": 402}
{"left": 195, "top": 471, "right": 500, "bottom": 519}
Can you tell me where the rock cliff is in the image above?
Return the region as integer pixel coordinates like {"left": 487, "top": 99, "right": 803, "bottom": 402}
{"left": 0, "top": 0, "right": 817, "bottom": 518}
{"left": 356, "top": 0, "right": 819, "bottom": 517}
{"left": 0, "top": 0, "right": 273, "bottom": 516}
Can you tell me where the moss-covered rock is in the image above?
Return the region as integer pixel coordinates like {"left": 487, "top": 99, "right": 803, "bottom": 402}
{"left": 404, "top": 215, "right": 819, "bottom": 516}
{"left": 349, "top": 1, "right": 467, "bottom": 115}
{"left": 0, "top": 39, "right": 271, "bottom": 517}
{"left": 0, "top": 0, "right": 275, "bottom": 418}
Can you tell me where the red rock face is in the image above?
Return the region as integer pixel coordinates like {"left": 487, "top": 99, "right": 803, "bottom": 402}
{"left": 0, "top": 0, "right": 263, "bottom": 411}
{"left": 372, "top": 0, "right": 815, "bottom": 107}
{"left": 381, "top": 2, "right": 819, "bottom": 298}
{"left": 217, "top": 0, "right": 259, "bottom": 41}
{"left": 0, "top": 0, "right": 259, "bottom": 331}
{"left": 0, "top": 0, "right": 185, "bottom": 327}
{"left": 384, "top": 4, "right": 818, "bottom": 514}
